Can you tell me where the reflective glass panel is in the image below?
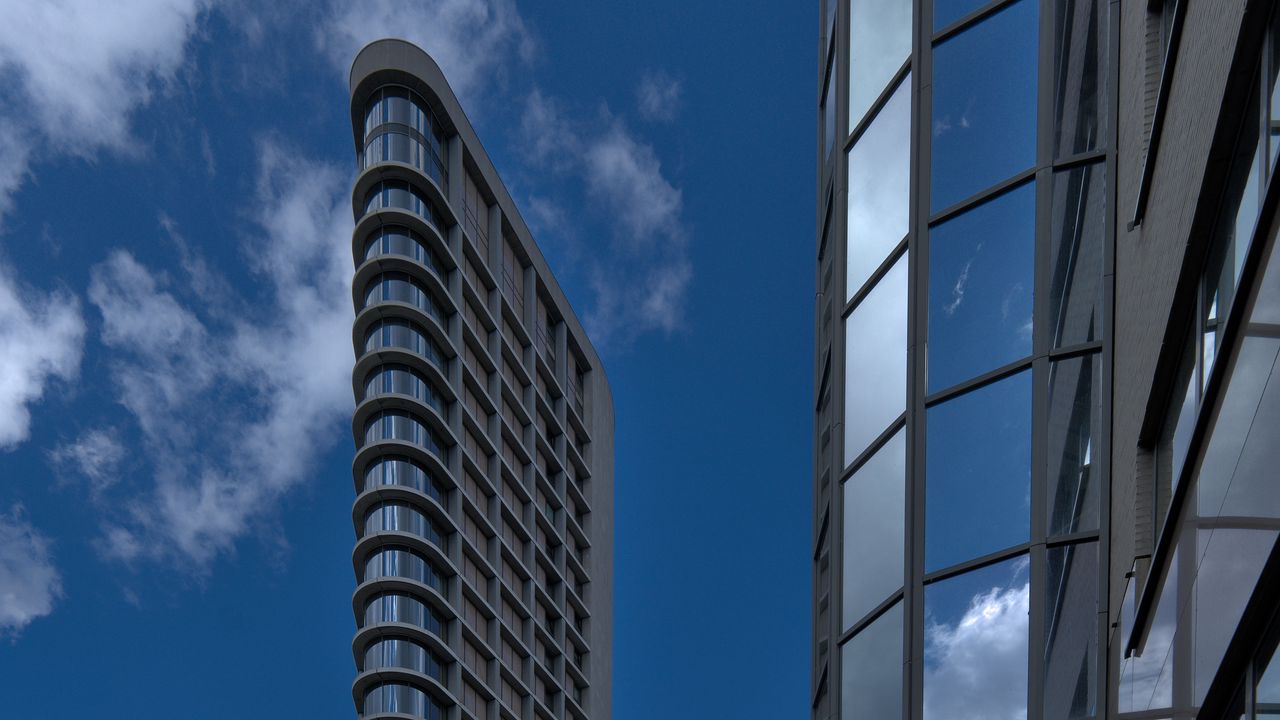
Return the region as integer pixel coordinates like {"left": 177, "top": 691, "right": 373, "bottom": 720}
{"left": 928, "top": 182, "right": 1035, "bottom": 392}
{"left": 1047, "top": 354, "right": 1101, "bottom": 536}
{"left": 934, "top": 0, "right": 986, "bottom": 31}
{"left": 1053, "top": 0, "right": 1107, "bottom": 158}
{"left": 845, "top": 253, "right": 909, "bottom": 465}
{"left": 842, "top": 429, "right": 906, "bottom": 628}
{"left": 924, "top": 555, "right": 1029, "bottom": 720}
{"left": 1044, "top": 542, "right": 1098, "bottom": 720}
{"left": 823, "top": 56, "right": 836, "bottom": 161}
{"left": 849, "top": 0, "right": 912, "bottom": 132}
{"left": 926, "top": 370, "right": 1031, "bottom": 571}
{"left": 931, "top": 0, "right": 1038, "bottom": 212}
{"left": 1205, "top": 80, "right": 1263, "bottom": 381}
{"left": 841, "top": 601, "right": 903, "bottom": 720}
{"left": 848, "top": 75, "right": 911, "bottom": 301}
{"left": 1050, "top": 163, "right": 1106, "bottom": 348}
{"left": 1258, "top": 640, "right": 1280, "bottom": 718}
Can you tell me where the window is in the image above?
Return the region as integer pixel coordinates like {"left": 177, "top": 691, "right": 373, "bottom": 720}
{"left": 841, "top": 601, "right": 903, "bottom": 720}
{"left": 928, "top": 182, "right": 1035, "bottom": 393}
{"left": 926, "top": 370, "right": 1031, "bottom": 572}
{"left": 930, "top": 0, "right": 1038, "bottom": 212}
{"left": 849, "top": 0, "right": 912, "bottom": 133}
{"left": 1046, "top": 354, "right": 1101, "bottom": 537}
{"left": 1049, "top": 163, "right": 1106, "bottom": 348}
{"left": 822, "top": 52, "right": 836, "bottom": 161}
{"left": 1044, "top": 542, "right": 1098, "bottom": 720}
{"left": 363, "top": 226, "right": 446, "bottom": 279}
{"left": 1053, "top": 0, "right": 1107, "bottom": 158}
{"left": 362, "top": 272, "right": 446, "bottom": 325}
{"left": 842, "top": 428, "right": 905, "bottom": 629}
{"left": 924, "top": 555, "right": 1029, "bottom": 719}
{"left": 844, "top": 252, "right": 908, "bottom": 465}
{"left": 362, "top": 319, "right": 446, "bottom": 372}
{"left": 362, "top": 457, "right": 446, "bottom": 502}
{"left": 847, "top": 74, "right": 911, "bottom": 301}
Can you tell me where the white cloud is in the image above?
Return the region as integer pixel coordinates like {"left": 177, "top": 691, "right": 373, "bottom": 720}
{"left": 0, "top": 0, "right": 213, "bottom": 215}
{"left": 88, "top": 140, "right": 353, "bottom": 568}
{"left": 49, "top": 429, "right": 126, "bottom": 497}
{"left": 518, "top": 92, "right": 693, "bottom": 347}
{"left": 636, "top": 71, "right": 682, "bottom": 123}
{"left": 924, "top": 580, "right": 1030, "bottom": 720}
{"left": 0, "top": 506, "right": 62, "bottom": 636}
{"left": 0, "top": 265, "right": 85, "bottom": 450}
{"left": 318, "top": 0, "right": 534, "bottom": 105}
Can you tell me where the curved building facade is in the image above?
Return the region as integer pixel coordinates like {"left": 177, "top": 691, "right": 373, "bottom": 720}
{"left": 349, "top": 39, "right": 614, "bottom": 720}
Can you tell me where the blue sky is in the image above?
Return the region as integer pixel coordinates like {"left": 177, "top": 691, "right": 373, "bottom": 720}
{"left": 0, "top": 1, "right": 813, "bottom": 718}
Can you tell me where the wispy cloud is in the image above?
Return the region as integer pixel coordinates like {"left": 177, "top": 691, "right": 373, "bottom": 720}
{"left": 317, "top": 0, "right": 534, "bottom": 106}
{"left": 635, "top": 70, "right": 682, "bottom": 123}
{"left": 0, "top": 506, "right": 62, "bottom": 637}
{"left": 0, "top": 265, "right": 85, "bottom": 450}
{"left": 0, "top": 0, "right": 213, "bottom": 216}
{"left": 49, "top": 429, "right": 126, "bottom": 498}
{"left": 87, "top": 140, "right": 354, "bottom": 569}
{"left": 518, "top": 90, "right": 693, "bottom": 347}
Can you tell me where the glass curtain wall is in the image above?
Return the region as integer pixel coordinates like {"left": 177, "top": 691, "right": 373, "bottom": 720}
{"left": 820, "top": 0, "right": 1111, "bottom": 718}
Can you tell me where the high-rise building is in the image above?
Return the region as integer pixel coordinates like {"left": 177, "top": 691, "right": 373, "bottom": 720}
{"left": 349, "top": 39, "right": 614, "bottom": 720}
{"left": 814, "top": 0, "right": 1280, "bottom": 718}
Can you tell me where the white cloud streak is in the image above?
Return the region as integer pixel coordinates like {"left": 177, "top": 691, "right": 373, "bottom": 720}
{"left": 0, "top": 506, "right": 62, "bottom": 636}
{"left": 318, "top": 0, "right": 534, "bottom": 105}
{"left": 519, "top": 91, "right": 692, "bottom": 347}
{"left": 635, "top": 70, "right": 682, "bottom": 123}
{"left": 0, "top": 266, "right": 85, "bottom": 450}
{"left": 88, "top": 140, "right": 354, "bottom": 568}
{"left": 0, "top": 0, "right": 213, "bottom": 217}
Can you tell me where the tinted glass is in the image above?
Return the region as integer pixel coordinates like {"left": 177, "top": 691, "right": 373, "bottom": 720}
{"left": 843, "top": 429, "right": 906, "bottom": 628}
{"left": 845, "top": 253, "right": 909, "bottom": 465}
{"left": 1044, "top": 542, "right": 1098, "bottom": 720}
{"left": 1204, "top": 80, "right": 1264, "bottom": 381}
{"left": 1258, "top": 640, "right": 1280, "bottom": 718}
{"left": 928, "top": 182, "right": 1035, "bottom": 392}
{"left": 926, "top": 370, "right": 1031, "bottom": 571}
{"left": 1050, "top": 163, "right": 1106, "bottom": 347}
{"left": 1053, "top": 0, "right": 1107, "bottom": 158}
{"left": 849, "top": 0, "right": 912, "bottom": 131}
{"left": 924, "top": 555, "right": 1029, "bottom": 719}
{"left": 931, "top": 0, "right": 1038, "bottom": 212}
{"left": 848, "top": 75, "right": 911, "bottom": 301}
{"left": 823, "top": 56, "right": 836, "bottom": 161}
{"left": 933, "top": 0, "right": 986, "bottom": 31}
{"left": 841, "top": 600, "right": 904, "bottom": 720}
{"left": 1117, "top": 548, "right": 1176, "bottom": 713}
{"left": 1047, "top": 354, "right": 1101, "bottom": 536}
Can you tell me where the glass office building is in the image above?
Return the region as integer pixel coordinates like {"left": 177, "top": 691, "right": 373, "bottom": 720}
{"left": 814, "top": 0, "right": 1280, "bottom": 718}
{"left": 349, "top": 39, "right": 614, "bottom": 720}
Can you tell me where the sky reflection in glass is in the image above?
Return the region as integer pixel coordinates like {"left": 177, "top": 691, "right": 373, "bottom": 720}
{"left": 926, "top": 370, "right": 1031, "bottom": 572}
{"left": 924, "top": 555, "right": 1029, "bottom": 720}
{"left": 842, "top": 601, "right": 903, "bottom": 720}
{"left": 931, "top": 0, "right": 1038, "bottom": 212}
{"left": 933, "top": 0, "right": 987, "bottom": 31}
{"left": 848, "top": 75, "right": 911, "bottom": 301}
{"left": 845, "top": 253, "right": 909, "bottom": 466}
{"left": 850, "top": 0, "right": 912, "bottom": 132}
{"left": 843, "top": 428, "right": 905, "bottom": 628}
{"left": 928, "top": 182, "right": 1035, "bottom": 393}
{"left": 1044, "top": 542, "right": 1098, "bottom": 720}
{"left": 1047, "top": 354, "right": 1101, "bottom": 537}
